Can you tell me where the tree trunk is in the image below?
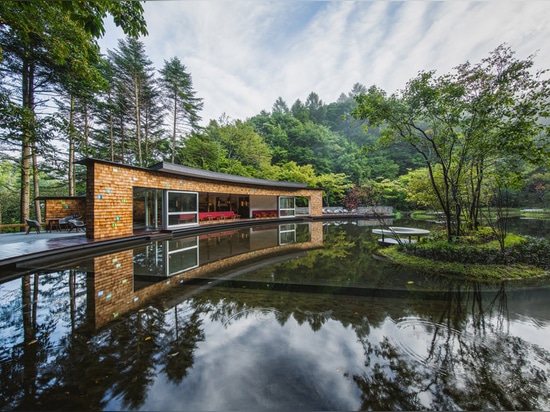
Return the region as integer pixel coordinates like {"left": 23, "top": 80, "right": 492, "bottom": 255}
{"left": 144, "top": 101, "right": 149, "bottom": 164}
{"left": 121, "top": 114, "right": 125, "bottom": 163}
{"left": 134, "top": 76, "right": 142, "bottom": 166}
{"left": 110, "top": 107, "right": 114, "bottom": 162}
{"left": 32, "top": 144, "right": 41, "bottom": 223}
{"left": 20, "top": 57, "right": 34, "bottom": 225}
{"left": 20, "top": 141, "right": 32, "bottom": 224}
{"left": 84, "top": 101, "right": 89, "bottom": 157}
{"left": 172, "top": 94, "right": 177, "bottom": 163}
{"left": 68, "top": 94, "right": 76, "bottom": 196}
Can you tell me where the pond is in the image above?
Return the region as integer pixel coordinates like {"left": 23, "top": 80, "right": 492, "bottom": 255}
{"left": 1, "top": 219, "right": 549, "bottom": 410}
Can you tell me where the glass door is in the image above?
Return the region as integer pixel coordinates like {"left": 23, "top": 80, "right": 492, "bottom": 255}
{"left": 133, "top": 188, "right": 162, "bottom": 230}
{"left": 278, "top": 196, "right": 296, "bottom": 218}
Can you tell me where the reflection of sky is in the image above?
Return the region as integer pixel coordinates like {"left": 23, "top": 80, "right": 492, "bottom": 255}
{"left": 509, "top": 316, "right": 550, "bottom": 352}
{"left": 87, "top": 298, "right": 550, "bottom": 410}
{"left": 135, "top": 313, "right": 364, "bottom": 411}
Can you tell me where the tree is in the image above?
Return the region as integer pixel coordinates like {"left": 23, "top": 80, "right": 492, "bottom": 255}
{"left": 89, "top": 59, "right": 120, "bottom": 162}
{"left": 248, "top": 111, "right": 290, "bottom": 165}
{"left": 158, "top": 57, "right": 203, "bottom": 163}
{"left": 354, "top": 45, "right": 550, "bottom": 241}
{"left": 272, "top": 97, "right": 289, "bottom": 114}
{"left": 54, "top": 55, "right": 109, "bottom": 195}
{"left": 264, "top": 161, "right": 318, "bottom": 186}
{"left": 0, "top": 0, "right": 147, "bottom": 223}
{"left": 316, "top": 172, "right": 352, "bottom": 206}
{"left": 398, "top": 168, "right": 442, "bottom": 210}
{"left": 179, "top": 126, "right": 226, "bottom": 171}
{"left": 305, "top": 91, "right": 326, "bottom": 124}
{"left": 291, "top": 99, "right": 309, "bottom": 123}
{"left": 0, "top": 159, "right": 19, "bottom": 227}
{"left": 180, "top": 119, "right": 272, "bottom": 177}
{"left": 108, "top": 37, "right": 158, "bottom": 166}
{"left": 215, "top": 120, "right": 272, "bottom": 175}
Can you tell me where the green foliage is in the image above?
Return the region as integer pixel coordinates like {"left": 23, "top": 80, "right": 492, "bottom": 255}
{"left": 263, "top": 162, "right": 318, "bottom": 186}
{"left": 316, "top": 173, "right": 352, "bottom": 206}
{"left": 380, "top": 245, "right": 545, "bottom": 281}
{"left": 398, "top": 233, "right": 550, "bottom": 269}
{"left": 398, "top": 168, "right": 441, "bottom": 210}
{"left": 159, "top": 56, "right": 203, "bottom": 162}
{"left": 0, "top": 0, "right": 147, "bottom": 220}
{"left": 0, "top": 160, "right": 19, "bottom": 223}
{"left": 521, "top": 170, "right": 550, "bottom": 207}
{"left": 353, "top": 45, "right": 550, "bottom": 240}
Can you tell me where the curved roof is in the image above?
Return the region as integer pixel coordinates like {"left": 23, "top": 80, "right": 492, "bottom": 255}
{"left": 150, "top": 161, "right": 308, "bottom": 189}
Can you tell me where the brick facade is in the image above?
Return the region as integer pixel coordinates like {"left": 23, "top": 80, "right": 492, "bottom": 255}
{"left": 43, "top": 197, "right": 86, "bottom": 220}
{"left": 84, "top": 160, "right": 323, "bottom": 240}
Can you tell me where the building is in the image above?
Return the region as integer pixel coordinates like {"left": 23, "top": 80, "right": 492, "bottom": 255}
{"left": 40, "top": 159, "right": 324, "bottom": 240}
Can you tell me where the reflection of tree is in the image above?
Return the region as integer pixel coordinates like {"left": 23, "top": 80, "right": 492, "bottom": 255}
{"left": 161, "top": 304, "right": 205, "bottom": 383}
{"left": 352, "top": 280, "right": 550, "bottom": 410}
{"left": 252, "top": 224, "right": 379, "bottom": 288}
{"left": 3, "top": 253, "right": 550, "bottom": 410}
{"left": 133, "top": 243, "right": 164, "bottom": 275}
{"left": 104, "top": 307, "right": 166, "bottom": 410}
{"left": 353, "top": 338, "right": 427, "bottom": 410}
{"left": 294, "top": 310, "right": 332, "bottom": 332}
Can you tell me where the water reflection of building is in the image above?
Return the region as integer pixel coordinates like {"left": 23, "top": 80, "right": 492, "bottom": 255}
{"left": 89, "top": 222, "right": 323, "bottom": 328}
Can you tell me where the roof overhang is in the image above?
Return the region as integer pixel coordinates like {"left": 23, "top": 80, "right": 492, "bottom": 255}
{"left": 77, "top": 158, "right": 314, "bottom": 191}
{"left": 150, "top": 161, "right": 309, "bottom": 189}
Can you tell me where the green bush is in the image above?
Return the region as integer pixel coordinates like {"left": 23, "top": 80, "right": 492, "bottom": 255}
{"left": 398, "top": 236, "right": 550, "bottom": 269}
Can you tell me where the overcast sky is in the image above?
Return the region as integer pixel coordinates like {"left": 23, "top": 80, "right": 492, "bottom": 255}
{"left": 98, "top": 0, "right": 550, "bottom": 125}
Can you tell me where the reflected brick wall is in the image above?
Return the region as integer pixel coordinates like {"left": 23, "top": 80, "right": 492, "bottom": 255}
{"left": 90, "top": 222, "right": 323, "bottom": 329}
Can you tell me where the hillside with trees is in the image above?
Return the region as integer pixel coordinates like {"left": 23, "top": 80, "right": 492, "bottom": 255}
{"left": 1, "top": 3, "right": 549, "bottom": 228}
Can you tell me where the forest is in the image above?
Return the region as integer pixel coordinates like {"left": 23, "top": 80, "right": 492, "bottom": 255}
{"left": 1, "top": 1, "right": 549, "bottom": 230}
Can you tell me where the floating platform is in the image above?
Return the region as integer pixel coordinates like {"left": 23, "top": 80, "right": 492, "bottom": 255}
{"left": 376, "top": 237, "right": 417, "bottom": 246}
{"left": 372, "top": 227, "right": 430, "bottom": 246}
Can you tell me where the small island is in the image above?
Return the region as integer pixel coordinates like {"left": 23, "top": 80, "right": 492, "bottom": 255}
{"left": 375, "top": 223, "right": 550, "bottom": 282}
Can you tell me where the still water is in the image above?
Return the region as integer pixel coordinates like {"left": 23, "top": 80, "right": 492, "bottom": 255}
{"left": 1, "top": 219, "right": 549, "bottom": 410}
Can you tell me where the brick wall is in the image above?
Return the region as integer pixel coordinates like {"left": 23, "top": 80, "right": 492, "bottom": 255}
{"left": 86, "top": 161, "right": 324, "bottom": 240}
{"left": 44, "top": 198, "right": 86, "bottom": 219}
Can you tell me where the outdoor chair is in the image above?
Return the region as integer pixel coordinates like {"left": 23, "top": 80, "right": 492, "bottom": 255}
{"left": 58, "top": 215, "right": 74, "bottom": 231}
{"left": 25, "top": 218, "right": 42, "bottom": 234}
{"left": 68, "top": 218, "right": 86, "bottom": 232}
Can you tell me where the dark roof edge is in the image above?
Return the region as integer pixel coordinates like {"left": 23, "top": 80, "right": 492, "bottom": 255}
{"left": 149, "top": 161, "right": 309, "bottom": 189}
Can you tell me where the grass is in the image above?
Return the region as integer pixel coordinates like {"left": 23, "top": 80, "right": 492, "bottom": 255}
{"left": 375, "top": 227, "right": 550, "bottom": 282}
{"left": 377, "top": 246, "right": 545, "bottom": 282}
{"left": 410, "top": 208, "right": 550, "bottom": 221}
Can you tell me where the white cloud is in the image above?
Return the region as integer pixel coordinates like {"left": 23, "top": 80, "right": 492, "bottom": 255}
{"left": 98, "top": 0, "right": 550, "bottom": 124}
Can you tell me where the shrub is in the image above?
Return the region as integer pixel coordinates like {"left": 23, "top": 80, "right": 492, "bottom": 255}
{"left": 398, "top": 236, "right": 550, "bottom": 269}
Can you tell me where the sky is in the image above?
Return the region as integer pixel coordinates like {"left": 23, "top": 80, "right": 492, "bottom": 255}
{"left": 98, "top": 0, "right": 550, "bottom": 125}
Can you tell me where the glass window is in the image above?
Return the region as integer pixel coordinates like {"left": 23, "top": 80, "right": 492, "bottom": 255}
{"left": 165, "top": 191, "right": 198, "bottom": 228}
{"left": 279, "top": 196, "right": 296, "bottom": 218}
{"left": 133, "top": 187, "right": 162, "bottom": 230}
{"left": 167, "top": 237, "right": 199, "bottom": 276}
{"left": 279, "top": 223, "right": 297, "bottom": 245}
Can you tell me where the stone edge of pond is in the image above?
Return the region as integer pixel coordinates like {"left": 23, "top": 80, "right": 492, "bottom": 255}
{"left": 374, "top": 246, "right": 550, "bottom": 282}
